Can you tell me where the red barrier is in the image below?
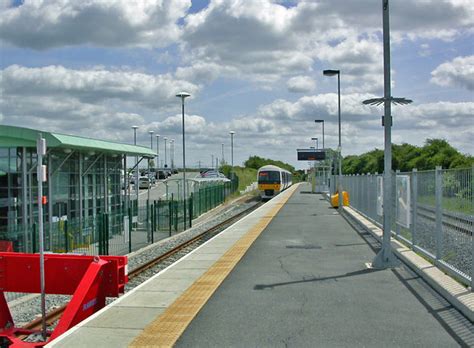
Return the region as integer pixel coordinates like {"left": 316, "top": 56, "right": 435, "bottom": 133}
{"left": 0, "top": 253, "right": 128, "bottom": 347}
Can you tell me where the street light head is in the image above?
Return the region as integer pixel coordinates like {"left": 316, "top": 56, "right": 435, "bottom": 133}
{"left": 315, "top": 120, "right": 324, "bottom": 123}
{"left": 323, "top": 69, "right": 340, "bottom": 76}
{"left": 131, "top": 125, "right": 138, "bottom": 130}
{"left": 311, "top": 137, "right": 318, "bottom": 140}
{"left": 229, "top": 131, "right": 235, "bottom": 135}
{"left": 176, "top": 91, "right": 191, "bottom": 99}
{"left": 149, "top": 130, "right": 154, "bottom": 134}
{"left": 156, "top": 134, "right": 160, "bottom": 138}
{"left": 164, "top": 137, "right": 168, "bottom": 140}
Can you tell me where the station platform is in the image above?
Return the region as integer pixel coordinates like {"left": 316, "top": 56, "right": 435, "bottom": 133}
{"left": 49, "top": 183, "right": 472, "bottom": 347}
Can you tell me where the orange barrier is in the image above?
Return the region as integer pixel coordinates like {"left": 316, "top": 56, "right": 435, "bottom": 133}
{"left": 331, "top": 191, "right": 349, "bottom": 208}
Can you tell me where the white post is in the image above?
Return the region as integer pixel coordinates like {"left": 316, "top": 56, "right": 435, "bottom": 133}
{"left": 36, "top": 133, "right": 47, "bottom": 339}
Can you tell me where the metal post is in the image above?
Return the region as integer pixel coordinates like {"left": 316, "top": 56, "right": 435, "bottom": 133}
{"left": 372, "top": 0, "right": 399, "bottom": 268}
{"left": 337, "top": 72, "right": 343, "bottom": 212}
{"left": 21, "top": 147, "right": 28, "bottom": 252}
{"left": 411, "top": 168, "right": 417, "bottom": 248}
{"left": 165, "top": 137, "right": 168, "bottom": 169}
{"left": 471, "top": 165, "right": 474, "bottom": 291}
{"left": 133, "top": 127, "right": 139, "bottom": 205}
{"left": 395, "top": 169, "right": 400, "bottom": 236}
{"left": 147, "top": 158, "right": 151, "bottom": 241}
{"left": 36, "top": 133, "right": 47, "bottom": 339}
{"left": 435, "top": 166, "right": 443, "bottom": 260}
{"left": 221, "top": 143, "right": 225, "bottom": 165}
{"left": 156, "top": 135, "right": 160, "bottom": 169}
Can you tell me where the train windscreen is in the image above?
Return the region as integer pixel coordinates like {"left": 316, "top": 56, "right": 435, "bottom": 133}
{"left": 258, "top": 171, "right": 280, "bottom": 184}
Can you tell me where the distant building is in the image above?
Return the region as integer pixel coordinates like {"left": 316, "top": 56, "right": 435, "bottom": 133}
{"left": 0, "top": 125, "right": 154, "bottom": 252}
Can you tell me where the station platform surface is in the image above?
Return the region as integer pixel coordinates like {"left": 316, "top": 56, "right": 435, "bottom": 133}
{"left": 50, "top": 183, "right": 471, "bottom": 347}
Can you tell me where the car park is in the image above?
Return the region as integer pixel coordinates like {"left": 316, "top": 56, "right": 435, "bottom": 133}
{"left": 138, "top": 177, "right": 150, "bottom": 189}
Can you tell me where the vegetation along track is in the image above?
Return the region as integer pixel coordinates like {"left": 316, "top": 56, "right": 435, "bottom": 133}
{"left": 21, "top": 201, "right": 264, "bottom": 333}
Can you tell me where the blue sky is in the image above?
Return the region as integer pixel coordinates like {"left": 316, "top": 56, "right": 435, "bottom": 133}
{"left": 1, "top": 0, "right": 473, "bottom": 169}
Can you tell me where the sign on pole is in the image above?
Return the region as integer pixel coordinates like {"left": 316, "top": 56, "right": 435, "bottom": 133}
{"left": 297, "top": 148, "right": 326, "bottom": 161}
{"left": 396, "top": 175, "right": 411, "bottom": 227}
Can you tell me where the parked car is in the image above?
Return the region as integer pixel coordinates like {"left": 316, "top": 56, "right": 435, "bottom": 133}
{"left": 138, "top": 176, "right": 150, "bottom": 189}
{"left": 172, "top": 169, "right": 178, "bottom": 174}
{"left": 157, "top": 170, "right": 166, "bottom": 180}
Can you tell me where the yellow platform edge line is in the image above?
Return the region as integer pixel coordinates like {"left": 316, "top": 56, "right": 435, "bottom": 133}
{"left": 129, "top": 184, "right": 300, "bottom": 348}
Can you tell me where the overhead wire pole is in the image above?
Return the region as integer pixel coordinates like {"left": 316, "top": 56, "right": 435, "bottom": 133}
{"left": 363, "top": 0, "right": 412, "bottom": 268}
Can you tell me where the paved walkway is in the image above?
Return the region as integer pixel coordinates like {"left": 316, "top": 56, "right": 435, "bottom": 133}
{"left": 176, "top": 183, "right": 462, "bottom": 347}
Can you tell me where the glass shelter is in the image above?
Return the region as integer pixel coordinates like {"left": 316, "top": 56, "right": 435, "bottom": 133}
{"left": 0, "top": 125, "right": 155, "bottom": 253}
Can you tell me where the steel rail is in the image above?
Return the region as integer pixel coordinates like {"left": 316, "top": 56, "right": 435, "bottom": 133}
{"left": 21, "top": 201, "right": 263, "bottom": 333}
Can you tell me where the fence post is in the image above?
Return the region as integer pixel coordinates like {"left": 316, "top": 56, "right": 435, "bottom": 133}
{"left": 435, "top": 166, "right": 443, "bottom": 261}
{"left": 174, "top": 199, "right": 178, "bottom": 232}
{"left": 471, "top": 165, "right": 474, "bottom": 292}
{"left": 395, "top": 169, "right": 400, "bottom": 237}
{"left": 64, "top": 220, "right": 69, "bottom": 253}
{"left": 157, "top": 199, "right": 161, "bottom": 235}
{"left": 168, "top": 196, "right": 172, "bottom": 237}
{"left": 411, "top": 168, "right": 417, "bottom": 248}
{"left": 189, "top": 193, "right": 193, "bottom": 228}
{"left": 128, "top": 207, "right": 132, "bottom": 253}
{"left": 32, "top": 223, "right": 37, "bottom": 253}
{"left": 105, "top": 213, "right": 109, "bottom": 255}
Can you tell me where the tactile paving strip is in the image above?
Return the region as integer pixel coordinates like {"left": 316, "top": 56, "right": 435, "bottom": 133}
{"left": 129, "top": 185, "right": 298, "bottom": 347}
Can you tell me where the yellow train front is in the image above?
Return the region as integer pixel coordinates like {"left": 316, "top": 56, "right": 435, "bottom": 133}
{"left": 257, "top": 165, "right": 292, "bottom": 200}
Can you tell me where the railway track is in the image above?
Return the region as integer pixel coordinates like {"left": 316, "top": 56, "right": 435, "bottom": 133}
{"left": 416, "top": 204, "right": 473, "bottom": 236}
{"left": 21, "top": 201, "right": 263, "bottom": 334}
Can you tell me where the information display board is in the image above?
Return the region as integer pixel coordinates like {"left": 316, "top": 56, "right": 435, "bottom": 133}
{"left": 396, "top": 175, "right": 411, "bottom": 228}
{"left": 297, "top": 149, "right": 326, "bottom": 161}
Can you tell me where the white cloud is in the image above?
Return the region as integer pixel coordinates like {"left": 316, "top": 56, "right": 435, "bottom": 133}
{"left": 1, "top": 65, "right": 199, "bottom": 108}
{"left": 0, "top": 0, "right": 191, "bottom": 49}
{"left": 287, "top": 76, "right": 316, "bottom": 93}
{"left": 430, "top": 56, "right": 474, "bottom": 91}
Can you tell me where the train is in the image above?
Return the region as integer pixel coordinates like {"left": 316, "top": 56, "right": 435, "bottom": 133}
{"left": 257, "top": 165, "right": 292, "bottom": 200}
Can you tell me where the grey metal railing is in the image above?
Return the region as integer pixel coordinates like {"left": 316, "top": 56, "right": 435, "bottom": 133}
{"left": 336, "top": 166, "right": 473, "bottom": 289}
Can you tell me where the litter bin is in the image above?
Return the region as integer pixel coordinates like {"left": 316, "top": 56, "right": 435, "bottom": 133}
{"left": 331, "top": 191, "right": 349, "bottom": 208}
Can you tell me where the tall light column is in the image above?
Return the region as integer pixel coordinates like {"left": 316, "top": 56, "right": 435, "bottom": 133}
{"left": 315, "top": 120, "right": 325, "bottom": 149}
{"left": 156, "top": 134, "right": 160, "bottom": 169}
{"left": 132, "top": 126, "right": 139, "bottom": 202}
{"left": 221, "top": 143, "right": 225, "bottom": 165}
{"left": 323, "top": 69, "right": 342, "bottom": 211}
{"left": 164, "top": 137, "right": 168, "bottom": 169}
{"left": 176, "top": 91, "right": 191, "bottom": 228}
{"left": 230, "top": 131, "right": 235, "bottom": 174}
{"left": 170, "top": 139, "right": 175, "bottom": 170}
{"left": 362, "top": 0, "right": 411, "bottom": 268}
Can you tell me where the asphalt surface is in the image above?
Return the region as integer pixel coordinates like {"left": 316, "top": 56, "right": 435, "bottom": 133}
{"left": 176, "top": 183, "right": 461, "bottom": 347}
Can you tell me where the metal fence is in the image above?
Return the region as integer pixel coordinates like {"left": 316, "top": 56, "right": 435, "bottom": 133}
{"left": 337, "top": 166, "right": 473, "bottom": 288}
{"left": 1, "top": 179, "right": 237, "bottom": 302}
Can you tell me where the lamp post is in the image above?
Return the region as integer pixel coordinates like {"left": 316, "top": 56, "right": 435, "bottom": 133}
{"left": 221, "top": 143, "right": 225, "bottom": 165}
{"left": 164, "top": 137, "right": 168, "bottom": 169}
{"left": 211, "top": 154, "right": 214, "bottom": 169}
{"left": 132, "top": 126, "right": 139, "bottom": 202}
{"left": 156, "top": 134, "right": 160, "bottom": 169}
{"left": 323, "top": 69, "right": 343, "bottom": 212}
{"left": 315, "top": 120, "right": 326, "bottom": 190}
{"left": 170, "top": 139, "right": 175, "bottom": 171}
{"left": 362, "top": 0, "right": 412, "bottom": 269}
{"left": 176, "top": 91, "right": 191, "bottom": 228}
{"left": 315, "top": 120, "right": 325, "bottom": 149}
{"left": 230, "top": 131, "right": 235, "bottom": 175}
{"left": 149, "top": 130, "right": 154, "bottom": 150}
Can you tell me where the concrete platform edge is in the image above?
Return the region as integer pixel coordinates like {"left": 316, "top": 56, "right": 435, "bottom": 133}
{"left": 343, "top": 206, "right": 473, "bottom": 323}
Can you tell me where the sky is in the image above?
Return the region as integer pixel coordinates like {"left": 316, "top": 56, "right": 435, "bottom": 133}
{"left": 1, "top": 0, "right": 473, "bottom": 170}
